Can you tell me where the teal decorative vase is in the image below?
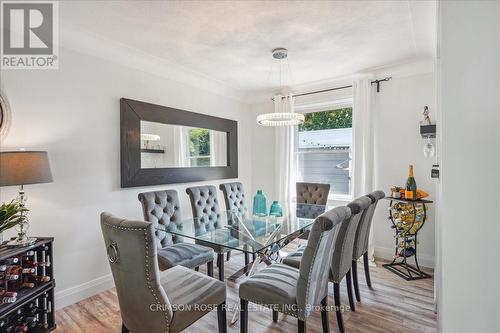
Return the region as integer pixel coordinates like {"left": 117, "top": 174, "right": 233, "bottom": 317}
{"left": 269, "top": 201, "right": 283, "bottom": 217}
{"left": 253, "top": 190, "right": 267, "bottom": 217}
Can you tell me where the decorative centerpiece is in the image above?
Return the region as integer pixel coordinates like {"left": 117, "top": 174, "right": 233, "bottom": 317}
{"left": 252, "top": 190, "right": 267, "bottom": 217}
{"left": 269, "top": 201, "right": 283, "bottom": 217}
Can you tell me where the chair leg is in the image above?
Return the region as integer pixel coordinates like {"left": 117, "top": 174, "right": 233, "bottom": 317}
{"left": 321, "top": 297, "right": 329, "bottom": 333}
{"left": 207, "top": 261, "right": 214, "bottom": 277}
{"left": 352, "top": 260, "right": 361, "bottom": 302}
{"left": 244, "top": 253, "right": 250, "bottom": 276}
{"left": 298, "top": 319, "right": 306, "bottom": 333}
{"left": 252, "top": 253, "right": 256, "bottom": 261}
{"left": 195, "top": 266, "right": 199, "bottom": 272}
{"left": 363, "top": 252, "right": 372, "bottom": 288}
{"left": 240, "top": 299, "right": 248, "bottom": 333}
{"left": 333, "top": 283, "right": 344, "bottom": 333}
{"left": 217, "top": 301, "right": 227, "bottom": 333}
{"left": 272, "top": 310, "right": 278, "bottom": 322}
{"left": 121, "top": 323, "right": 129, "bottom": 333}
{"left": 346, "top": 270, "right": 355, "bottom": 311}
{"left": 226, "top": 251, "right": 231, "bottom": 261}
{"left": 218, "top": 253, "right": 225, "bottom": 281}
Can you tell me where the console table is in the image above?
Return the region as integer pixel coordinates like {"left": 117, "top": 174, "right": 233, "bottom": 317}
{"left": 0, "top": 238, "right": 56, "bottom": 331}
{"left": 382, "top": 198, "right": 432, "bottom": 280}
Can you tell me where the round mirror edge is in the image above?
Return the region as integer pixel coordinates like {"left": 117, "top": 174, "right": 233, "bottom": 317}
{"left": 0, "top": 89, "right": 12, "bottom": 140}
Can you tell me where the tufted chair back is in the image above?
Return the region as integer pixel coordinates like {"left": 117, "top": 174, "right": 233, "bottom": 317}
{"left": 219, "top": 182, "right": 247, "bottom": 215}
{"left": 330, "top": 196, "right": 371, "bottom": 283}
{"left": 186, "top": 185, "right": 223, "bottom": 232}
{"left": 100, "top": 213, "right": 172, "bottom": 333}
{"left": 296, "top": 182, "right": 330, "bottom": 205}
{"left": 296, "top": 206, "right": 351, "bottom": 320}
{"left": 138, "top": 190, "right": 183, "bottom": 249}
{"left": 353, "top": 190, "right": 385, "bottom": 260}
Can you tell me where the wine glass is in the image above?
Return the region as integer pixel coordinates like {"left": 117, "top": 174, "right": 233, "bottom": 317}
{"left": 423, "top": 137, "right": 435, "bottom": 158}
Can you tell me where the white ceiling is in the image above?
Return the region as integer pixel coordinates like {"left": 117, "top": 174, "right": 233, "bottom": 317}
{"left": 62, "top": 1, "right": 436, "bottom": 96}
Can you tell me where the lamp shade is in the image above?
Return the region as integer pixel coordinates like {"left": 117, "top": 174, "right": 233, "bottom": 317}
{"left": 0, "top": 151, "right": 53, "bottom": 186}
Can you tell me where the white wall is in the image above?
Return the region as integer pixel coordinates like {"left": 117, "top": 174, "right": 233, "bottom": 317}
{"left": 438, "top": 1, "right": 500, "bottom": 332}
{"left": 0, "top": 45, "right": 252, "bottom": 308}
{"left": 372, "top": 71, "right": 437, "bottom": 268}
{"left": 250, "top": 102, "right": 276, "bottom": 202}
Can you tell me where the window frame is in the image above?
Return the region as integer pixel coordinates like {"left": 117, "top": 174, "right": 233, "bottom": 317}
{"left": 294, "top": 97, "right": 354, "bottom": 203}
{"left": 184, "top": 127, "right": 213, "bottom": 167}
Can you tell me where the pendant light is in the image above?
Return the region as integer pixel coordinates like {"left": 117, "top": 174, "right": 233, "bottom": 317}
{"left": 256, "top": 48, "right": 304, "bottom": 127}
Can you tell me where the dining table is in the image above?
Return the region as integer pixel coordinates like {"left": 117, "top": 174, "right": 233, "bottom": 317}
{"left": 154, "top": 202, "right": 331, "bottom": 324}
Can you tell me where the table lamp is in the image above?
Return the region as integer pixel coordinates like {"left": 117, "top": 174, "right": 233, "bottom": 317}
{"left": 0, "top": 151, "right": 53, "bottom": 247}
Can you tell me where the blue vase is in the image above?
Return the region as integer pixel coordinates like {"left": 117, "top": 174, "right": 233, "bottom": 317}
{"left": 269, "top": 201, "right": 283, "bottom": 217}
{"left": 253, "top": 190, "right": 267, "bottom": 217}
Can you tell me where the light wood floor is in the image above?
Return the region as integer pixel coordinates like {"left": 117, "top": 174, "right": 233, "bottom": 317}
{"left": 55, "top": 249, "right": 436, "bottom": 333}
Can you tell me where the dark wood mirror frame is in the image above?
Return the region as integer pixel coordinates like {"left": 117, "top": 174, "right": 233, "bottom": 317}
{"left": 120, "top": 98, "right": 238, "bottom": 188}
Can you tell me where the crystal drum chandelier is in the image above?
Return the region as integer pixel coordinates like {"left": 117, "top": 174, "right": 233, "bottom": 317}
{"left": 256, "top": 48, "right": 304, "bottom": 127}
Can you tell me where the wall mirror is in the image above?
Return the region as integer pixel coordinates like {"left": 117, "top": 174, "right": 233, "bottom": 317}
{"left": 121, "top": 98, "right": 238, "bottom": 187}
{"left": 140, "top": 121, "right": 227, "bottom": 168}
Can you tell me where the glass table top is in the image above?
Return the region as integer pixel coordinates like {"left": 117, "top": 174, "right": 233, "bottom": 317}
{"left": 154, "top": 203, "right": 331, "bottom": 254}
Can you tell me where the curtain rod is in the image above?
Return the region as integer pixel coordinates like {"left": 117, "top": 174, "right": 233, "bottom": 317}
{"left": 274, "top": 76, "right": 392, "bottom": 100}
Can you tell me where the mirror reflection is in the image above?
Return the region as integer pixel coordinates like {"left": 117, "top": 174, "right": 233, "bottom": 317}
{"left": 140, "top": 120, "right": 228, "bottom": 168}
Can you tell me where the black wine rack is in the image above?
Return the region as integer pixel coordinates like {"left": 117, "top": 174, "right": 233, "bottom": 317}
{"left": 0, "top": 238, "right": 55, "bottom": 332}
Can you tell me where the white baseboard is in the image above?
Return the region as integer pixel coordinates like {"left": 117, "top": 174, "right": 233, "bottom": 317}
{"left": 55, "top": 274, "right": 115, "bottom": 310}
{"left": 53, "top": 249, "right": 433, "bottom": 311}
{"left": 374, "top": 246, "right": 435, "bottom": 269}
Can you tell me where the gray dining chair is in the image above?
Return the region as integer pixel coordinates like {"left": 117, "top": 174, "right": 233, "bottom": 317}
{"left": 186, "top": 185, "right": 239, "bottom": 281}
{"left": 351, "top": 190, "right": 385, "bottom": 301}
{"left": 296, "top": 182, "right": 331, "bottom": 239}
{"left": 283, "top": 196, "right": 371, "bottom": 333}
{"left": 219, "top": 182, "right": 256, "bottom": 270}
{"left": 100, "top": 212, "right": 227, "bottom": 333}
{"left": 296, "top": 182, "right": 330, "bottom": 205}
{"left": 239, "top": 206, "right": 351, "bottom": 333}
{"left": 138, "top": 190, "right": 215, "bottom": 276}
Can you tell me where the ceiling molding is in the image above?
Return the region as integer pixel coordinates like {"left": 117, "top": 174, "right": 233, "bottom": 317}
{"left": 60, "top": 23, "right": 249, "bottom": 104}
{"left": 244, "top": 57, "right": 435, "bottom": 104}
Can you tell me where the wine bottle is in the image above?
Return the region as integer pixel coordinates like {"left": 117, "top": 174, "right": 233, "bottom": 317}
{"left": 4, "top": 258, "right": 19, "bottom": 265}
{"left": 405, "top": 165, "right": 417, "bottom": 200}
{"left": 1, "top": 296, "right": 17, "bottom": 303}
{"left": 22, "top": 260, "right": 38, "bottom": 268}
{"left": 24, "top": 275, "right": 51, "bottom": 283}
{"left": 15, "top": 324, "right": 28, "bottom": 332}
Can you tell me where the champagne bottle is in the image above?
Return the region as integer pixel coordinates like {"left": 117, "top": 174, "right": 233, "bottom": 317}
{"left": 405, "top": 165, "right": 417, "bottom": 200}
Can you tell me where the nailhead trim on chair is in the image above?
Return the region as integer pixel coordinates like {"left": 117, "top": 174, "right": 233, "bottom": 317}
{"left": 301, "top": 232, "right": 325, "bottom": 320}
{"left": 101, "top": 222, "right": 171, "bottom": 330}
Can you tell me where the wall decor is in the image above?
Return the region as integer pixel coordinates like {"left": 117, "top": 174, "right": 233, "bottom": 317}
{"left": 120, "top": 98, "right": 238, "bottom": 187}
{"left": 0, "top": 91, "right": 12, "bottom": 140}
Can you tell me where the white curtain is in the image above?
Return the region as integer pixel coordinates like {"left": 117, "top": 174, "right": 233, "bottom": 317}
{"left": 173, "top": 126, "right": 187, "bottom": 167}
{"left": 352, "top": 77, "right": 376, "bottom": 263}
{"left": 210, "top": 130, "right": 227, "bottom": 166}
{"left": 275, "top": 94, "right": 297, "bottom": 211}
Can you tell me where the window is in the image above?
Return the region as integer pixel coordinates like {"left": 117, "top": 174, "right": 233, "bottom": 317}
{"left": 188, "top": 128, "right": 211, "bottom": 166}
{"left": 296, "top": 107, "right": 353, "bottom": 201}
